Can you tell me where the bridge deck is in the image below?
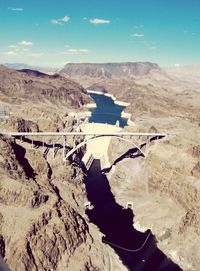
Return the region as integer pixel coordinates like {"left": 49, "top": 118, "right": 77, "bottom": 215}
{"left": 0, "top": 132, "right": 173, "bottom": 137}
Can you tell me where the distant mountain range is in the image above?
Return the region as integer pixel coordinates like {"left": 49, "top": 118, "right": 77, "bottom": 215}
{"left": 4, "top": 62, "right": 200, "bottom": 83}
{"left": 164, "top": 64, "right": 200, "bottom": 82}
{"left": 3, "top": 63, "right": 58, "bottom": 74}
{"left": 60, "top": 62, "right": 162, "bottom": 79}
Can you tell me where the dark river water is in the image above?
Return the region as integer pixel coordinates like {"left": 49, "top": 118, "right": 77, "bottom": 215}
{"left": 85, "top": 160, "right": 182, "bottom": 271}
{"left": 85, "top": 91, "right": 182, "bottom": 270}
{"left": 89, "top": 92, "right": 128, "bottom": 128}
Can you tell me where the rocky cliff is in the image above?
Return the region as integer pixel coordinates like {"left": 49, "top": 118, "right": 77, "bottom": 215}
{"left": 0, "top": 135, "right": 127, "bottom": 271}
{"left": 0, "top": 65, "right": 128, "bottom": 270}
{"left": 60, "top": 62, "right": 162, "bottom": 79}
{"left": 96, "top": 62, "right": 200, "bottom": 270}
{"left": 0, "top": 65, "right": 91, "bottom": 108}
{"left": 106, "top": 113, "right": 200, "bottom": 271}
{"left": 0, "top": 65, "right": 93, "bottom": 133}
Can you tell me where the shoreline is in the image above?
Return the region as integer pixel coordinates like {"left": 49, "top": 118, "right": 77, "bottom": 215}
{"left": 68, "top": 111, "right": 92, "bottom": 117}
{"left": 87, "top": 90, "right": 130, "bottom": 107}
{"left": 86, "top": 89, "right": 134, "bottom": 127}
{"left": 85, "top": 103, "right": 97, "bottom": 109}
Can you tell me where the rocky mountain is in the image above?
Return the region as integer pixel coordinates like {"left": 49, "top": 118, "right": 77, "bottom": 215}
{"left": 0, "top": 134, "right": 127, "bottom": 271}
{"left": 60, "top": 62, "right": 163, "bottom": 79}
{"left": 0, "top": 65, "right": 93, "bottom": 133}
{"left": 0, "top": 65, "right": 91, "bottom": 108}
{"left": 4, "top": 63, "right": 58, "bottom": 74}
{"left": 0, "top": 64, "right": 127, "bottom": 269}
{"left": 1, "top": 60, "right": 200, "bottom": 270}
{"left": 60, "top": 60, "right": 200, "bottom": 270}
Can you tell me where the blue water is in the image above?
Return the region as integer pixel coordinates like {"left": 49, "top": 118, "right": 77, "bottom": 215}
{"left": 89, "top": 93, "right": 128, "bottom": 128}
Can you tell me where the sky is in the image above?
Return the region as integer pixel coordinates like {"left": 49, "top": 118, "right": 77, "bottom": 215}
{"left": 0, "top": 0, "right": 200, "bottom": 68}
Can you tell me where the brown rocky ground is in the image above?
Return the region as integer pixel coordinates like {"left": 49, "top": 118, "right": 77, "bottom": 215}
{"left": 107, "top": 121, "right": 200, "bottom": 270}
{"left": 61, "top": 63, "right": 200, "bottom": 270}
{"left": 1, "top": 63, "right": 200, "bottom": 270}
{"left": 101, "top": 74, "right": 200, "bottom": 270}
{"left": 0, "top": 65, "right": 127, "bottom": 271}
{"left": 0, "top": 135, "right": 127, "bottom": 271}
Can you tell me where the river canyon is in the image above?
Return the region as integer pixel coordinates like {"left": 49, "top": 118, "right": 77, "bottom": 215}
{"left": 0, "top": 63, "right": 200, "bottom": 271}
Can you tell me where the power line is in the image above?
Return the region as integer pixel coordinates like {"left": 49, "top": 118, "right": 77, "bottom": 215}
{"left": 102, "top": 232, "right": 152, "bottom": 252}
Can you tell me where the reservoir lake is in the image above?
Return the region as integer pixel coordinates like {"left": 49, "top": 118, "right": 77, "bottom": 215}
{"left": 89, "top": 92, "right": 128, "bottom": 128}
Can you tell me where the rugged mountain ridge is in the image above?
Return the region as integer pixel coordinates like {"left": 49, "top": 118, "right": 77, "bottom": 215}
{"left": 0, "top": 65, "right": 128, "bottom": 270}
{"left": 0, "top": 65, "right": 93, "bottom": 133}
{"left": 60, "top": 62, "right": 162, "bottom": 79}
{"left": 0, "top": 135, "right": 127, "bottom": 271}
{"left": 0, "top": 65, "right": 91, "bottom": 108}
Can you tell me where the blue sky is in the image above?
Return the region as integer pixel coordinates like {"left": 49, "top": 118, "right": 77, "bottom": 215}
{"left": 0, "top": 0, "right": 200, "bottom": 67}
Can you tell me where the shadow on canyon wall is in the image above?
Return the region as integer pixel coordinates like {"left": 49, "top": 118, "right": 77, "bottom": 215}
{"left": 86, "top": 159, "right": 182, "bottom": 271}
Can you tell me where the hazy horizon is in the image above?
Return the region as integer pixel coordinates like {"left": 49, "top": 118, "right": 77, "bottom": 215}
{"left": 2, "top": 61, "right": 200, "bottom": 70}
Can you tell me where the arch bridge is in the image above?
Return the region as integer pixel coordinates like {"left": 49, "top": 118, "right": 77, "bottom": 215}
{"left": 0, "top": 131, "right": 173, "bottom": 166}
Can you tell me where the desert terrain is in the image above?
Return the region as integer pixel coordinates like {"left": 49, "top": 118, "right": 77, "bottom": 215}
{"left": 61, "top": 62, "right": 200, "bottom": 270}
{"left": 0, "top": 62, "right": 200, "bottom": 270}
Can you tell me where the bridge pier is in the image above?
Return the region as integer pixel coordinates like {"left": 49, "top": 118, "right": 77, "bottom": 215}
{"left": 52, "top": 142, "right": 55, "bottom": 159}
{"left": 145, "top": 136, "right": 150, "bottom": 157}
{"left": 63, "top": 136, "right": 67, "bottom": 161}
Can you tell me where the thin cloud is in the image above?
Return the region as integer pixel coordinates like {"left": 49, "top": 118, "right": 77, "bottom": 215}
{"left": 8, "top": 45, "right": 17, "bottom": 48}
{"left": 68, "top": 49, "right": 78, "bottom": 52}
{"left": 51, "top": 16, "right": 70, "bottom": 25}
{"left": 134, "top": 24, "right": 144, "bottom": 29}
{"left": 51, "top": 20, "right": 62, "bottom": 25}
{"left": 8, "top": 7, "right": 24, "bottom": 12}
{"left": 29, "top": 53, "right": 44, "bottom": 58}
{"left": 89, "top": 18, "right": 110, "bottom": 25}
{"left": 62, "top": 48, "right": 89, "bottom": 55}
{"left": 6, "top": 41, "right": 34, "bottom": 56}
{"left": 4, "top": 41, "right": 45, "bottom": 60}
{"left": 130, "top": 33, "right": 144, "bottom": 37}
{"left": 150, "top": 46, "right": 157, "bottom": 50}
{"left": 79, "top": 49, "right": 89, "bottom": 52}
{"left": 21, "top": 48, "right": 30, "bottom": 52}
{"left": 61, "top": 16, "right": 70, "bottom": 22}
{"left": 18, "top": 40, "right": 33, "bottom": 46}
{"left": 5, "top": 51, "right": 18, "bottom": 56}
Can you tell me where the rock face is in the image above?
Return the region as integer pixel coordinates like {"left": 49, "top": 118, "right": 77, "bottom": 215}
{"left": 1, "top": 60, "right": 200, "bottom": 270}
{"left": 107, "top": 127, "right": 200, "bottom": 270}
{"left": 14, "top": 118, "right": 40, "bottom": 132}
{"left": 0, "top": 135, "right": 127, "bottom": 271}
{"left": 0, "top": 65, "right": 127, "bottom": 270}
{"left": 102, "top": 89, "right": 200, "bottom": 269}
{"left": 95, "top": 62, "right": 200, "bottom": 270}
{"left": 0, "top": 65, "right": 91, "bottom": 108}
{"left": 0, "top": 65, "right": 93, "bottom": 133}
{"left": 60, "top": 62, "right": 161, "bottom": 79}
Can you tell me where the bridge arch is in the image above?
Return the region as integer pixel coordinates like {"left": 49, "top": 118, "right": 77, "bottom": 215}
{"left": 65, "top": 134, "right": 146, "bottom": 159}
